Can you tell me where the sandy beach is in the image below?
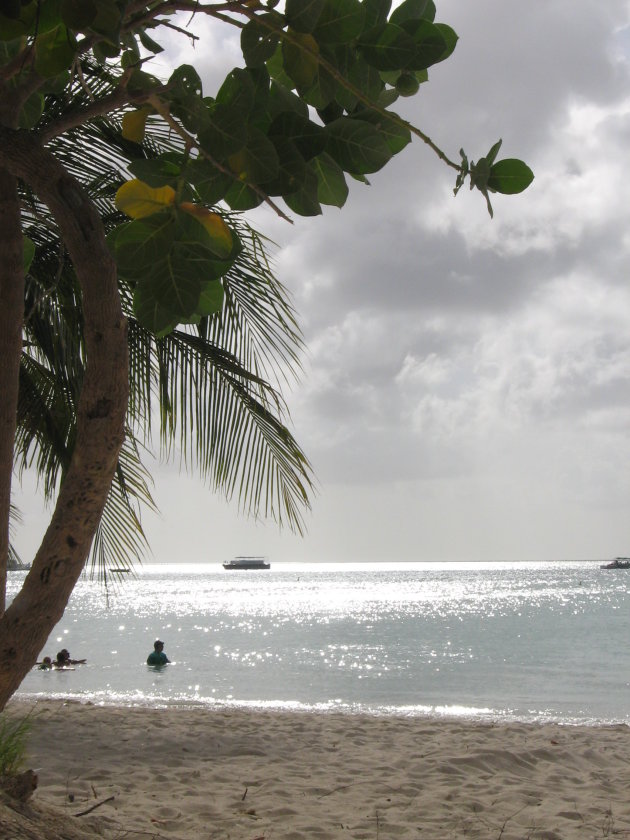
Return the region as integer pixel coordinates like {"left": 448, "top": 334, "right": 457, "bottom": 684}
{"left": 4, "top": 699, "right": 630, "bottom": 839}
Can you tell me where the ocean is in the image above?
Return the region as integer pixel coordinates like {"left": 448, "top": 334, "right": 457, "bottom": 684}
{"left": 8, "top": 561, "right": 630, "bottom": 724}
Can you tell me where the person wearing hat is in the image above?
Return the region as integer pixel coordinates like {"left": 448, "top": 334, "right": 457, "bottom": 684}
{"left": 147, "top": 640, "right": 170, "bottom": 666}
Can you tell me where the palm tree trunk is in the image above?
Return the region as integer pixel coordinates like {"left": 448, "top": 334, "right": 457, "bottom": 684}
{"left": 0, "top": 168, "right": 24, "bottom": 617}
{"left": 0, "top": 129, "right": 129, "bottom": 710}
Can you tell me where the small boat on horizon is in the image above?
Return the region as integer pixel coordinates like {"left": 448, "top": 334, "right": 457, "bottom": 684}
{"left": 223, "top": 556, "right": 270, "bottom": 570}
{"left": 600, "top": 557, "right": 630, "bottom": 569}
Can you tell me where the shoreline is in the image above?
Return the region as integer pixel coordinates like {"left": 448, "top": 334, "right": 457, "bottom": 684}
{"left": 6, "top": 698, "right": 630, "bottom": 839}
{"left": 14, "top": 690, "right": 630, "bottom": 728}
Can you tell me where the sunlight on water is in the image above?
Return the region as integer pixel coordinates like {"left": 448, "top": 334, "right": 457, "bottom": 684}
{"left": 9, "top": 561, "right": 630, "bottom": 723}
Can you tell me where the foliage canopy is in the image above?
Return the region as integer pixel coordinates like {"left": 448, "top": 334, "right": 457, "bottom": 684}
{"left": 2, "top": 0, "right": 532, "bottom": 338}
{"left": 0, "top": 0, "right": 532, "bottom": 709}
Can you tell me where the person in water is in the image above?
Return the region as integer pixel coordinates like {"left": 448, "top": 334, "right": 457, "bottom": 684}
{"left": 55, "top": 649, "right": 86, "bottom": 667}
{"left": 147, "top": 639, "right": 170, "bottom": 666}
{"left": 38, "top": 657, "right": 53, "bottom": 670}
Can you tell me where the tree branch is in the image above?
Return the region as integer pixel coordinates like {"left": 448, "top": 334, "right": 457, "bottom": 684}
{"left": 38, "top": 83, "right": 149, "bottom": 144}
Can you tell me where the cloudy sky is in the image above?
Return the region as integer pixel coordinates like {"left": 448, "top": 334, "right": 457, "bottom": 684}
{"left": 16, "top": 0, "right": 630, "bottom": 564}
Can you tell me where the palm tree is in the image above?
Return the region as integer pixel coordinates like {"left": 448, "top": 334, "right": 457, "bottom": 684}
{"left": 14, "top": 60, "right": 314, "bottom": 583}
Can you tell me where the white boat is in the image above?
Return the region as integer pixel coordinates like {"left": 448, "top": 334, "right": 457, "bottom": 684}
{"left": 223, "top": 556, "right": 270, "bottom": 570}
{"left": 600, "top": 557, "right": 630, "bottom": 569}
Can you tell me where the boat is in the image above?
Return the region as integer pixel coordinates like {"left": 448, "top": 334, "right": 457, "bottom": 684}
{"left": 600, "top": 557, "right": 630, "bottom": 569}
{"left": 223, "top": 556, "right": 270, "bottom": 570}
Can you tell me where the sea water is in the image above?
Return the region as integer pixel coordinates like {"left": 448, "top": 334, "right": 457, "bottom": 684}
{"left": 8, "top": 561, "right": 630, "bottom": 724}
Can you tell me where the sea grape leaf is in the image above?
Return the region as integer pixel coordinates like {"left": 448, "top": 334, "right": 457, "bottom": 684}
{"left": 362, "top": 0, "right": 392, "bottom": 30}
{"left": 325, "top": 117, "right": 392, "bottom": 173}
{"left": 227, "top": 127, "right": 280, "bottom": 185}
{"left": 18, "top": 93, "right": 44, "bottom": 129}
{"left": 283, "top": 165, "right": 322, "bottom": 215}
{"left": 178, "top": 204, "right": 234, "bottom": 259}
{"left": 298, "top": 62, "right": 338, "bottom": 109}
{"left": 198, "top": 105, "right": 247, "bottom": 161}
{"left": 399, "top": 19, "right": 447, "bottom": 70}
{"left": 121, "top": 106, "right": 152, "bottom": 144}
{"left": 113, "top": 215, "right": 176, "bottom": 276}
{"left": 241, "top": 15, "right": 281, "bottom": 66}
{"left": 390, "top": 0, "right": 435, "bottom": 25}
{"left": 285, "top": 0, "right": 326, "bottom": 33}
{"left": 312, "top": 152, "right": 348, "bottom": 206}
{"left": 34, "top": 24, "right": 77, "bottom": 77}
{"left": 313, "top": 0, "right": 365, "bottom": 44}
{"left": 433, "top": 23, "right": 458, "bottom": 62}
{"left": 264, "top": 137, "right": 307, "bottom": 195}
{"left": 197, "top": 280, "right": 225, "bottom": 317}
{"left": 487, "top": 159, "right": 534, "bottom": 194}
{"left": 282, "top": 31, "right": 320, "bottom": 89}
{"left": 269, "top": 112, "right": 327, "bottom": 160}
{"left": 352, "top": 108, "right": 411, "bottom": 154}
{"left": 187, "top": 160, "right": 234, "bottom": 205}
{"left": 128, "top": 155, "right": 184, "bottom": 188}
{"left": 61, "top": 0, "right": 97, "bottom": 30}
{"left": 115, "top": 180, "right": 176, "bottom": 219}
{"left": 357, "top": 23, "right": 417, "bottom": 71}
{"left": 225, "top": 181, "right": 265, "bottom": 211}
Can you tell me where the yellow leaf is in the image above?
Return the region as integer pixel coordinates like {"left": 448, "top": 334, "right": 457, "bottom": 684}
{"left": 180, "top": 203, "right": 233, "bottom": 258}
{"left": 121, "top": 107, "right": 152, "bottom": 144}
{"left": 115, "top": 180, "right": 176, "bottom": 219}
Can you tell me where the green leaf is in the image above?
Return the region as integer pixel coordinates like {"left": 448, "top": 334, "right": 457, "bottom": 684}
{"left": 357, "top": 23, "right": 417, "bottom": 71}
{"left": 18, "top": 93, "right": 44, "bottom": 129}
{"left": 187, "top": 160, "right": 233, "bottom": 205}
{"left": 266, "top": 44, "right": 296, "bottom": 88}
{"left": 283, "top": 166, "right": 322, "bottom": 215}
{"left": 198, "top": 105, "right": 247, "bottom": 161}
{"left": 399, "top": 19, "right": 448, "bottom": 71}
{"left": 197, "top": 280, "right": 225, "bottom": 316}
{"left": 133, "top": 259, "right": 201, "bottom": 337}
{"left": 434, "top": 22, "right": 458, "bottom": 62}
{"left": 285, "top": 0, "right": 326, "bottom": 33}
{"left": 128, "top": 155, "right": 184, "bottom": 188}
{"left": 299, "top": 62, "right": 337, "bottom": 109}
{"left": 352, "top": 108, "right": 411, "bottom": 154}
{"left": 362, "top": 0, "right": 392, "bottom": 30}
{"left": 138, "top": 28, "right": 164, "bottom": 54}
{"left": 227, "top": 127, "right": 279, "bottom": 185}
{"left": 34, "top": 24, "right": 77, "bottom": 77}
{"left": 264, "top": 137, "right": 307, "bottom": 196}
{"left": 121, "top": 106, "right": 152, "bottom": 143}
{"left": 241, "top": 14, "right": 281, "bottom": 66}
{"left": 60, "top": 0, "right": 97, "bottom": 30}
{"left": 0, "top": 4, "right": 37, "bottom": 39}
{"left": 325, "top": 116, "right": 392, "bottom": 174}
{"left": 114, "top": 214, "right": 176, "bottom": 275}
{"left": 312, "top": 152, "right": 348, "bottom": 206}
{"left": 390, "top": 0, "right": 435, "bottom": 25}
{"left": 485, "top": 139, "right": 503, "bottom": 167}
{"left": 336, "top": 53, "right": 383, "bottom": 110}
{"left": 313, "top": 0, "right": 365, "bottom": 44}
{"left": 88, "top": 0, "right": 122, "bottom": 41}
{"left": 282, "top": 31, "right": 320, "bottom": 89}
{"left": 268, "top": 80, "right": 309, "bottom": 119}
{"left": 269, "top": 112, "right": 327, "bottom": 160}
{"left": 487, "top": 159, "right": 534, "bottom": 195}
{"left": 216, "top": 68, "right": 254, "bottom": 113}
{"left": 225, "top": 181, "right": 265, "bottom": 211}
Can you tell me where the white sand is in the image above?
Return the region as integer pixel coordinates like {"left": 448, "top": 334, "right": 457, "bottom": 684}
{"left": 7, "top": 699, "right": 630, "bottom": 839}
